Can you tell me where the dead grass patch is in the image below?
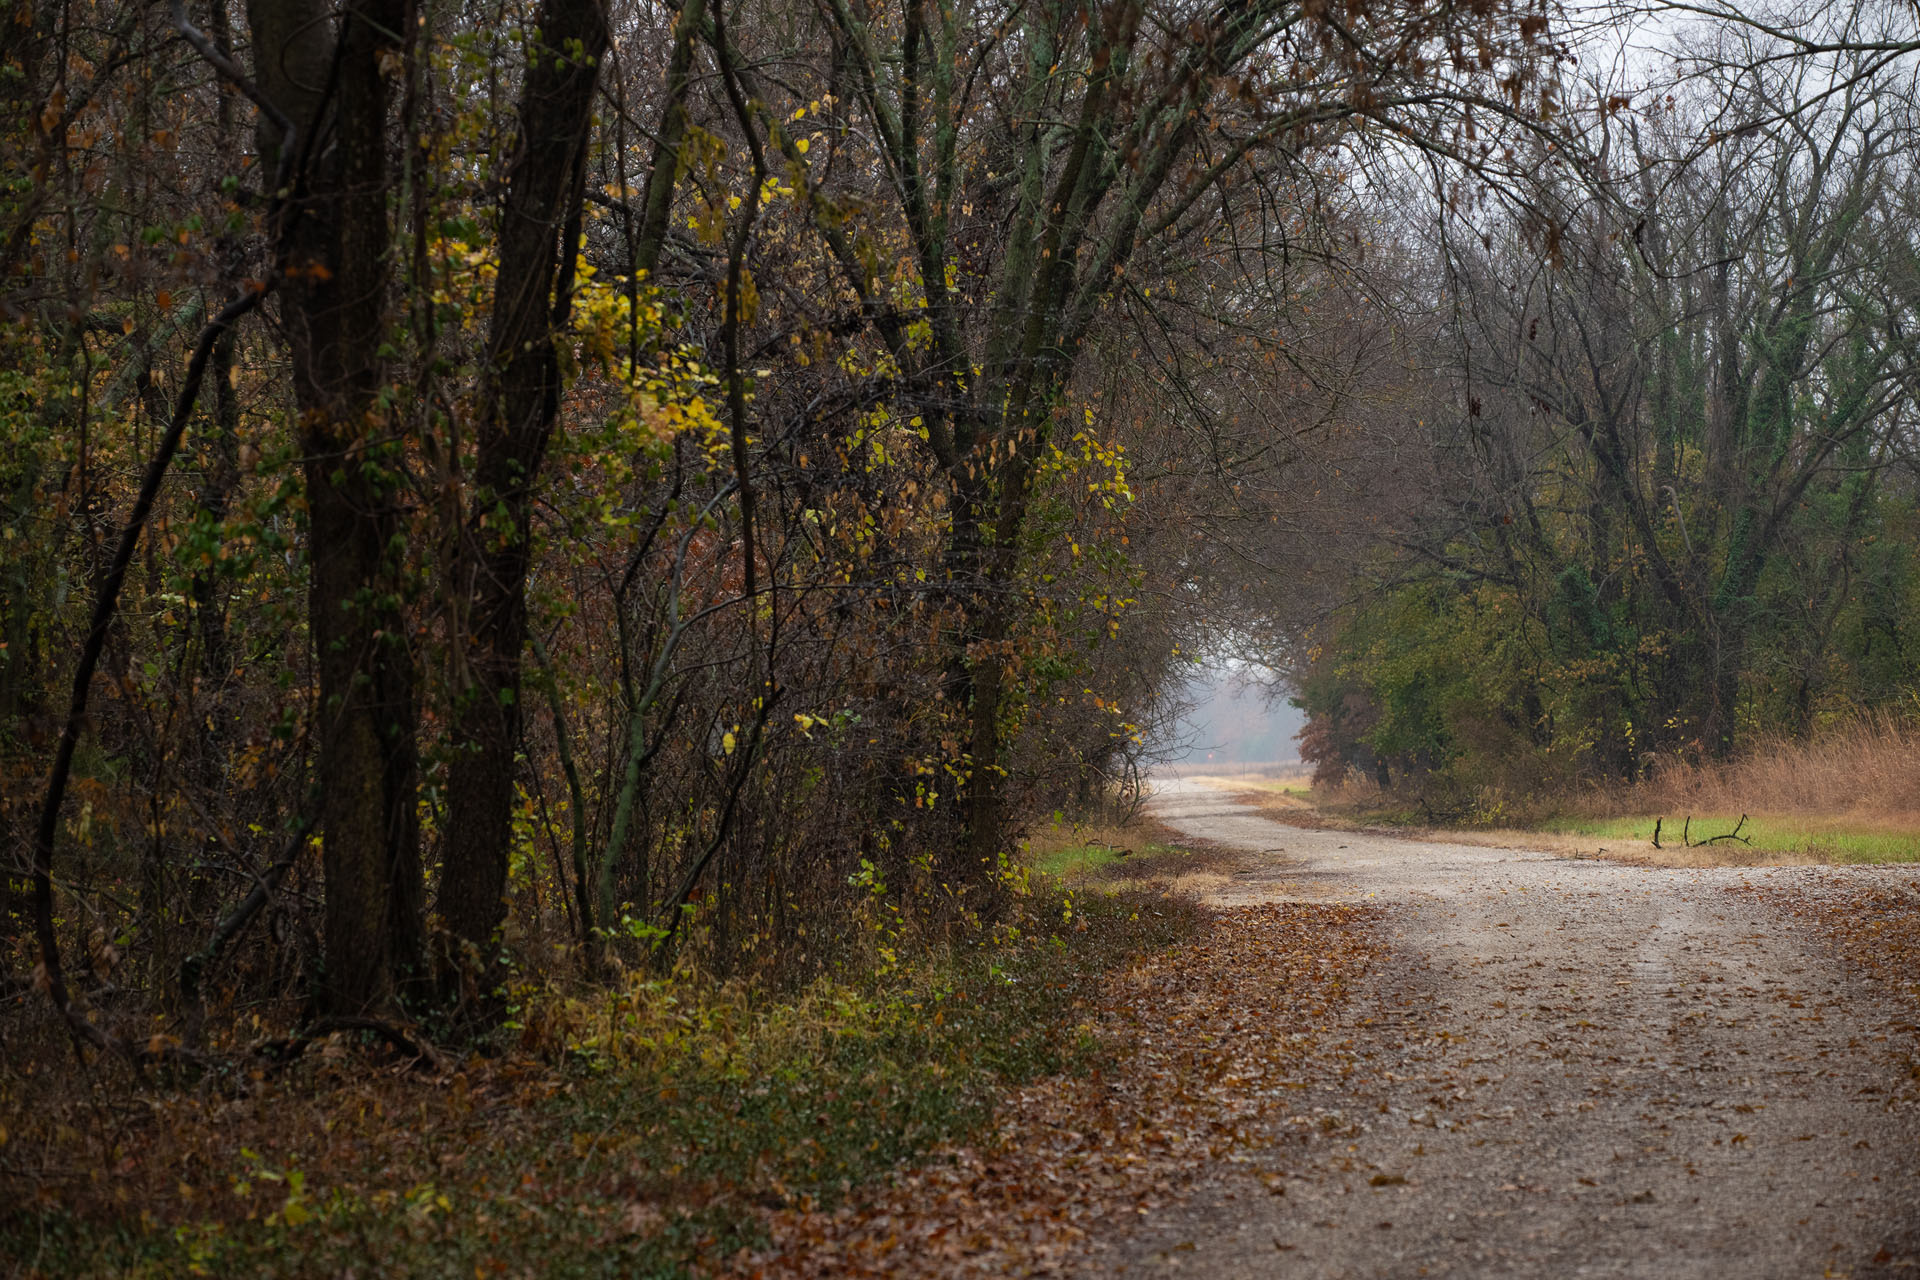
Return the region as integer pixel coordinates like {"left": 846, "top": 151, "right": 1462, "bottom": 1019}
{"left": 1587, "top": 715, "right": 1920, "bottom": 825}
{"left": 1201, "top": 718, "right": 1920, "bottom": 869}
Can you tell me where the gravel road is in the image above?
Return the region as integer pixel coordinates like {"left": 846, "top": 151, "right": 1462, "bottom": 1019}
{"left": 1093, "top": 780, "right": 1920, "bottom": 1279}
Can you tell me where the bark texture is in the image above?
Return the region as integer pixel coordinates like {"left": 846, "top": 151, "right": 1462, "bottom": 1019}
{"left": 247, "top": 0, "right": 424, "bottom": 1014}
{"left": 437, "top": 0, "right": 609, "bottom": 985}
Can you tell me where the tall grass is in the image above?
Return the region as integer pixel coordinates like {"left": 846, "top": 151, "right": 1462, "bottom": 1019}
{"left": 1583, "top": 714, "right": 1920, "bottom": 823}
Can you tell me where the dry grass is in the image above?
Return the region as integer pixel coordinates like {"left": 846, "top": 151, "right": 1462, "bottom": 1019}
{"left": 1413, "top": 824, "right": 1843, "bottom": 868}
{"left": 1213, "top": 786, "right": 1865, "bottom": 868}
{"left": 1536, "top": 716, "right": 1920, "bottom": 866}
{"left": 1206, "top": 717, "right": 1920, "bottom": 868}
{"left": 1576, "top": 715, "right": 1920, "bottom": 827}
{"left": 1094, "top": 838, "right": 1247, "bottom": 900}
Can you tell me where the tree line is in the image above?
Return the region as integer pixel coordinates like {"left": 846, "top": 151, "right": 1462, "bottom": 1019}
{"left": 1294, "top": 4, "right": 1920, "bottom": 807}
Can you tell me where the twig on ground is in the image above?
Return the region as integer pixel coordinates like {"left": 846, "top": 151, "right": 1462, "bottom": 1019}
{"left": 1704, "top": 814, "right": 1752, "bottom": 845}
{"left": 1679, "top": 813, "right": 1752, "bottom": 847}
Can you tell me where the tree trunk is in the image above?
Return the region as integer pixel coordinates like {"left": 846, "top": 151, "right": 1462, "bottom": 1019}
{"left": 437, "top": 0, "right": 608, "bottom": 988}
{"left": 247, "top": 0, "right": 423, "bottom": 1015}
{"left": 958, "top": 632, "right": 1007, "bottom": 884}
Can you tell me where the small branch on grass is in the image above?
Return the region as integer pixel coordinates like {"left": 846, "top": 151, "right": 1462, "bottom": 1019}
{"left": 1677, "top": 813, "right": 1752, "bottom": 847}
{"left": 1703, "top": 814, "right": 1752, "bottom": 846}
{"left": 1652, "top": 817, "right": 1663, "bottom": 849}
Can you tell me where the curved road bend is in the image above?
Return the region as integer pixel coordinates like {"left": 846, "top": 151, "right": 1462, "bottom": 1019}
{"left": 1091, "top": 779, "right": 1920, "bottom": 1279}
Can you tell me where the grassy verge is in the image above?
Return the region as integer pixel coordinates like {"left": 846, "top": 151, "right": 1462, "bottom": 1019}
{"left": 0, "top": 888, "right": 1199, "bottom": 1278}
{"left": 1022, "top": 811, "right": 1244, "bottom": 895}
{"left": 752, "top": 900, "right": 1384, "bottom": 1274}
{"left": 1205, "top": 771, "right": 1920, "bottom": 867}
{"left": 1537, "top": 813, "right": 1920, "bottom": 864}
{"left": 1031, "top": 838, "right": 1132, "bottom": 880}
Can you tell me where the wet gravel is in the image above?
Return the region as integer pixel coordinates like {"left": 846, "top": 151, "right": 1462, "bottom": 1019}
{"left": 1090, "top": 781, "right": 1920, "bottom": 1279}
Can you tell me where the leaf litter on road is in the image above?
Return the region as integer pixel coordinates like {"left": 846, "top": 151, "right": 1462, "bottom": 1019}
{"left": 739, "top": 902, "right": 1383, "bottom": 1277}
{"left": 1743, "top": 879, "right": 1920, "bottom": 1039}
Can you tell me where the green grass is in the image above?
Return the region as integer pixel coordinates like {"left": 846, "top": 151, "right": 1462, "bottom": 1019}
{"left": 1032, "top": 842, "right": 1127, "bottom": 878}
{"left": 1031, "top": 841, "right": 1191, "bottom": 880}
{"left": 2, "top": 891, "right": 1201, "bottom": 1279}
{"left": 1541, "top": 813, "right": 1920, "bottom": 863}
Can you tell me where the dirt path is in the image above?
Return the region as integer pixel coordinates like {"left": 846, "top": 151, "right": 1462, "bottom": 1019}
{"left": 1089, "top": 780, "right": 1920, "bottom": 1278}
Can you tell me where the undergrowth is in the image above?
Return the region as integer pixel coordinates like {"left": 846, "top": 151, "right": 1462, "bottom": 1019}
{"left": 1576, "top": 714, "right": 1920, "bottom": 825}
{"left": 0, "top": 888, "right": 1200, "bottom": 1278}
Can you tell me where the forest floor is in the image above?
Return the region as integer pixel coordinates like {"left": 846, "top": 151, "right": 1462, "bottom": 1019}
{"left": 1, "top": 817, "right": 1381, "bottom": 1278}
{"left": 1084, "top": 779, "right": 1920, "bottom": 1278}
{"left": 9, "top": 786, "right": 1920, "bottom": 1277}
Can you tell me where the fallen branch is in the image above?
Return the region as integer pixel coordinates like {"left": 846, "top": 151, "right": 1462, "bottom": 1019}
{"left": 1678, "top": 813, "right": 1752, "bottom": 847}
{"left": 1703, "top": 814, "right": 1752, "bottom": 846}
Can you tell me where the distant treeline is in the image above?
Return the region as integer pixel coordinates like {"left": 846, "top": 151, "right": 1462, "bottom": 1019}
{"left": 1296, "top": 25, "right": 1920, "bottom": 805}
